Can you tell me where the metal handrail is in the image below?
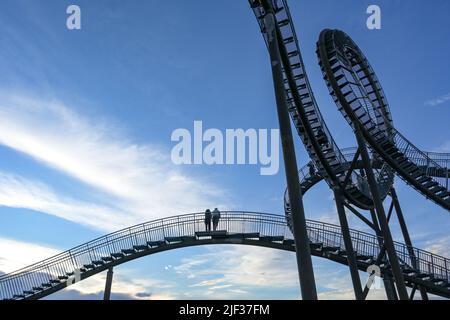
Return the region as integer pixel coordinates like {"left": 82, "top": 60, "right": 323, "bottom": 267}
{"left": 389, "top": 128, "right": 449, "bottom": 190}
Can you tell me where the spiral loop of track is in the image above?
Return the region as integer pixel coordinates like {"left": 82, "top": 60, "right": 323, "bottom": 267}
{"left": 317, "top": 29, "right": 450, "bottom": 211}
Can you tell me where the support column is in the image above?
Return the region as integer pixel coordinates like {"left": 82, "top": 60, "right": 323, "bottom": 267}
{"left": 383, "top": 275, "right": 398, "bottom": 300}
{"left": 360, "top": 208, "right": 396, "bottom": 300}
{"left": 103, "top": 267, "right": 114, "bottom": 300}
{"left": 333, "top": 186, "right": 364, "bottom": 300}
{"left": 390, "top": 188, "right": 428, "bottom": 300}
{"left": 263, "top": 5, "right": 317, "bottom": 300}
{"left": 355, "top": 128, "right": 409, "bottom": 300}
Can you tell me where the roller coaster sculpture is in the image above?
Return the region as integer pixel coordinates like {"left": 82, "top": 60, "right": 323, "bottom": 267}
{"left": 251, "top": 0, "right": 449, "bottom": 300}
{"left": 0, "top": 0, "right": 449, "bottom": 301}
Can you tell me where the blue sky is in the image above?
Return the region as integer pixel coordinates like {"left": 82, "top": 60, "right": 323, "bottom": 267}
{"left": 0, "top": 0, "right": 449, "bottom": 299}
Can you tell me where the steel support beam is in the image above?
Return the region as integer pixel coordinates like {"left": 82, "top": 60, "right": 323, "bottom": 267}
{"left": 390, "top": 188, "right": 429, "bottom": 300}
{"left": 366, "top": 209, "right": 399, "bottom": 300}
{"left": 343, "top": 202, "right": 376, "bottom": 231}
{"left": 333, "top": 187, "right": 364, "bottom": 300}
{"left": 342, "top": 149, "right": 361, "bottom": 188}
{"left": 344, "top": 202, "right": 396, "bottom": 300}
{"left": 103, "top": 267, "right": 114, "bottom": 300}
{"left": 263, "top": 5, "right": 317, "bottom": 300}
{"left": 355, "top": 128, "right": 409, "bottom": 300}
{"left": 383, "top": 275, "right": 399, "bottom": 300}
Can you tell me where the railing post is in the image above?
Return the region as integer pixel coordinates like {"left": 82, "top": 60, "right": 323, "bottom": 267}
{"left": 446, "top": 166, "right": 449, "bottom": 190}
{"left": 445, "top": 259, "right": 449, "bottom": 283}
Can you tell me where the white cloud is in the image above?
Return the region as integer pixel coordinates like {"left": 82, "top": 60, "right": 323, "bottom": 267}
{"left": 425, "top": 92, "right": 450, "bottom": 107}
{"left": 0, "top": 92, "right": 232, "bottom": 231}
{"left": 0, "top": 172, "right": 135, "bottom": 231}
{"left": 64, "top": 270, "right": 177, "bottom": 300}
{"left": 424, "top": 235, "right": 450, "bottom": 257}
{"left": 175, "top": 245, "right": 299, "bottom": 289}
{"left": 0, "top": 236, "right": 60, "bottom": 273}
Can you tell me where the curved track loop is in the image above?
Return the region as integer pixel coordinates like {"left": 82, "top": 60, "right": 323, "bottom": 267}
{"left": 284, "top": 148, "right": 450, "bottom": 222}
{"left": 1, "top": 212, "right": 449, "bottom": 300}
{"left": 250, "top": 0, "right": 394, "bottom": 210}
{"left": 285, "top": 148, "right": 450, "bottom": 203}
{"left": 317, "top": 29, "right": 450, "bottom": 211}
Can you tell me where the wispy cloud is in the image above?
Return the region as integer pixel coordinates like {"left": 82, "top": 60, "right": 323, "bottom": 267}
{"left": 0, "top": 236, "right": 60, "bottom": 273}
{"left": 424, "top": 92, "right": 450, "bottom": 107}
{"left": 0, "top": 92, "right": 232, "bottom": 231}
{"left": 174, "top": 246, "right": 298, "bottom": 290}
{"left": 0, "top": 172, "right": 135, "bottom": 231}
{"left": 424, "top": 235, "right": 450, "bottom": 257}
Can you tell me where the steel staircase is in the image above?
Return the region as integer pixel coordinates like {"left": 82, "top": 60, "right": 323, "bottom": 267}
{"left": 317, "top": 29, "right": 450, "bottom": 211}
{"left": 249, "top": 0, "right": 394, "bottom": 209}
{"left": 1, "top": 212, "right": 449, "bottom": 300}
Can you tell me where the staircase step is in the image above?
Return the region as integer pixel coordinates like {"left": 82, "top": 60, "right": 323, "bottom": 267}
{"left": 437, "top": 190, "right": 450, "bottom": 198}
{"left": 32, "top": 287, "right": 43, "bottom": 291}
{"left": 121, "top": 249, "right": 135, "bottom": 255}
{"left": 430, "top": 186, "right": 445, "bottom": 194}
{"left": 227, "top": 232, "right": 260, "bottom": 240}
{"left": 92, "top": 260, "right": 105, "bottom": 266}
{"left": 49, "top": 279, "right": 61, "bottom": 284}
{"left": 356, "top": 254, "right": 373, "bottom": 261}
{"left": 58, "top": 275, "right": 69, "bottom": 280}
{"left": 423, "top": 181, "right": 438, "bottom": 189}
{"left": 417, "top": 176, "right": 431, "bottom": 184}
{"left": 111, "top": 253, "right": 125, "bottom": 259}
{"left": 83, "top": 264, "right": 95, "bottom": 270}
{"left": 260, "top": 236, "right": 284, "bottom": 242}
{"left": 322, "top": 246, "right": 340, "bottom": 253}
{"left": 147, "top": 241, "right": 165, "bottom": 247}
{"left": 165, "top": 236, "right": 183, "bottom": 243}
{"left": 277, "top": 19, "right": 290, "bottom": 27}
{"left": 23, "top": 290, "right": 35, "bottom": 295}
{"left": 133, "top": 245, "right": 148, "bottom": 251}
{"left": 310, "top": 242, "right": 323, "bottom": 250}
{"left": 101, "top": 256, "right": 114, "bottom": 262}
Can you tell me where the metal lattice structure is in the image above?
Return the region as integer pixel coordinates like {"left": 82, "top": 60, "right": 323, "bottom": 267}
{"left": 2, "top": 0, "right": 448, "bottom": 301}
{"left": 1, "top": 212, "right": 449, "bottom": 300}
{"left": 249, "top": 0, "right": 449, "bottom": 300}
{"left": 250, "top": 0, "right": 394, "bottom": 211}
{"left": 317, "top": 29, "right": 450, "bottom": 210}
{"left": 284, "top": 148, "right": 450, "bottom": 215}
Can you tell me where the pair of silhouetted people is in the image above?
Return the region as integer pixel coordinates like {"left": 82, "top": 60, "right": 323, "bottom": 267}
{"left": 204, "top": 208, "right": 220, "bottom": 232}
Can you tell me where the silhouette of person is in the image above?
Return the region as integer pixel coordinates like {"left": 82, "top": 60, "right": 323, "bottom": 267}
{"left": 212, "top": 208, "right": 221, "bottom": 231}
{"left": 204, "top": 209, "right": 212, "bottom": 232}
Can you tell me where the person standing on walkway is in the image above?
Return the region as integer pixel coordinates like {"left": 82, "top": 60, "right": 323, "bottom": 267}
{"left": 204, "top": 209, "right": 212, "bottom": 232}
{"left": 212, "top": 208, "right": 221, "bottom": 231}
